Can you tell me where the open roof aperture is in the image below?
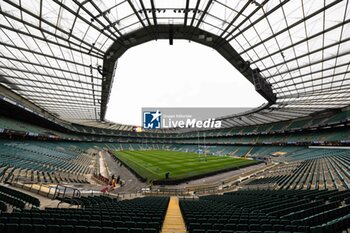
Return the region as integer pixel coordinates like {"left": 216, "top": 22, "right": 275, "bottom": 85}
{"left": 105, "top": 40, "right": 266, "bottom": 126}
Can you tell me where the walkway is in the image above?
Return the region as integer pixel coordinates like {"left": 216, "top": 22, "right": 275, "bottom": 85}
{"left": 101, "top": 151, "right": 145, "bottom": 193}
{"left": 162, "top": 196, "right": 187, "bottom": 233}
{"left": 99, "top": 151, "right": 109, "bottom": 178}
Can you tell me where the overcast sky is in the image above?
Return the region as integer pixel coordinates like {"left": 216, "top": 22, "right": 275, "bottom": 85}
{"left": 105, "top": 40, "right": 266, "bottom": 126}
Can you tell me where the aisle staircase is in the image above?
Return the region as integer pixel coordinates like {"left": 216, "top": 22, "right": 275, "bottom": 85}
{"left": 161, "top": 196, "right": 187, "bottom": 233}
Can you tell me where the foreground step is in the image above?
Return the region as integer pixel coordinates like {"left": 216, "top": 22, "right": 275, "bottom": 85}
{"left": 162, "top": 196, "right": 186, "bottom": 233}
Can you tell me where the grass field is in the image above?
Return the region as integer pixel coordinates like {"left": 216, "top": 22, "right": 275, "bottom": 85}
{"left": 113, "top": 150, "right": 258, "bottom": 181}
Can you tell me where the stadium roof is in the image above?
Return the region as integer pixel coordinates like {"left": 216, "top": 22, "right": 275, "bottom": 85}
{"left": 0, "top": 0, "right": 349, "bottom": 129}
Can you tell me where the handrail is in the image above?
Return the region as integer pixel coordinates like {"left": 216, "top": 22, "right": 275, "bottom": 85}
{"left": 53, "top": 184, "right": 81, "bottom": 199}
{"left": 104, "top": 163, "right": 276, "bottom": 199}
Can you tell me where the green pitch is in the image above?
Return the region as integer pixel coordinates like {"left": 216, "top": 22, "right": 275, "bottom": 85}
{"left": 113, "top": 150, "right": 258, "bottom": 181}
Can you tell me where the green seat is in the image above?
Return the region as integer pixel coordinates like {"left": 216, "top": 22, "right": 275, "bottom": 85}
{"left": 61, "top": 225, "right": 74, "bottom": 233}
{"left": 19, "top": 223, "right": 32, "bottom": 233}
{"left": 116, "top": 227, "right": 129, "bottom": 233}
{"left": 129, "top": 228, "right": 142, "bottom": 233}
{"left": 33, "top": 224, "right": 47, "bottom": 233}
{"left": 7, "top": 217, "right": 19, "bottom": 224}
{"left": 207, "top": 230, "right": 219, "bottom": 233}
{"left": 146, "top": 222, "right": 158, "bottom": 230}
{"left": 192, "top": 230, "right": 205, "bottom": 233}
{"left": 101, "top": 226, "right": 115, "bottom": 233}
{"left": 101, "top": 220, "right": 113, "bottom": 227}
{"left": 90, "top": 220, "right": 101, "bottom": 227}
{"left": 143, "top": 228, "right": 156, "bottom": 233}
{"left": 5, "top": 223, "right": 19, "bottom": 233}
{"left": 124, "top": 221, "right": 135, "bottom": 228}
{"left": 20, "top": 217, "right": 31, "bottom": 224}
{"left": 47, "top": 224, "right": 61, "bottom": 233}
{"left": 66, "top": 219, "right": 78, "bottom": 226}
{"left": 89, "top": 226, "right": 102, "bottom": 233}
{"left": 113, "top": 221, "right": 124, "bottom": 228}
{"left": 32, "top": 218, "right": 44, "bottom": 224}
{"left": 75, "top": 225, "right": 89, "bottom": 233}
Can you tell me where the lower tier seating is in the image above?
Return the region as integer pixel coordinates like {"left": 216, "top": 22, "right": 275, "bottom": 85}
{"left": 0, "top": 196, "right": 169, "bottom": 233}
{"left": 245, "top": 150, "right": 350, "bottom": 191}
{"left": 0, "top": 185, "right": 40, "bottom": 207}
{"left": 180, "top": 190, "right": 350, "bottom": 233}
{"left": 0, "top": 141, "right": 93, "bottom": 184}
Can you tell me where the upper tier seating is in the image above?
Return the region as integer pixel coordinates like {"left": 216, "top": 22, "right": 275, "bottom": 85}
{"left": 1, "top": 109, "right": 349, "bottom": 143}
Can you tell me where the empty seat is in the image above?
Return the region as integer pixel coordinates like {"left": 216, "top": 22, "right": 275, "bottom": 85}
{"left": 61, "top": 225, "right": 74, "bottom": 233}
{"left": 19, "top": 223, "right": 32, "bottom": 233}
{"left": 88, "top": 226, "right": 102, "bottom": 233}
{"left": 143, "top": 228, "right": 157, "bottom": 233}
{"left": 75, "top": 225, "right": 89, "bottom": 233}
{"left": 20, "top": 217, "right": 31, "bottom": 224}
{"left": 101, "top": 220, "right": 113, "bottom": 227}
{"left": 47, "top": 224, "right": 61, "bottom": 233}
{"left": 192, "top": 230, "right": 205, "bottom": 233}
{"left": 5, "top": 223, "right": 19, "bottom": 233}
{"left": 116, "top": 227, "right": 128, "bottom": 233}
{"left": 129, "top": 228, "right": 143, "bottom": 233}
{"left": 101, "top": 227, "right": 114, "bottom": 233}
{"left": 33, "top": 224, "right": 47, "bottom": 233}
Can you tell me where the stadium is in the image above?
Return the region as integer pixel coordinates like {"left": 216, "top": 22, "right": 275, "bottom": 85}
{"left": 0, "top": 0, "right": 349, "bottom": 233}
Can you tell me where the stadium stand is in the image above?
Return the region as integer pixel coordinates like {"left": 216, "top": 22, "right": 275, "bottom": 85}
{"left": 0, "top": 196, "right": 169, "bottom": 233}
{"left": 244, "top": 148, "right": 350, "bottom": 191}
{"left": 0, "top": 185, "right": 40, "bottom": 207}
{"left": 180, "top": 190, "right": 350, "bottom": 233}
{"left": 0, "top": 184, "right": 40, "bottom": 211}
{"left": 0, "top": 141, "right": 92, "bottom": 184}
{"left": 0, "top": 110, "right": 349, "bottom": 146}
{"left": 0, "top": 1, "right": 349, "bottom": 231}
